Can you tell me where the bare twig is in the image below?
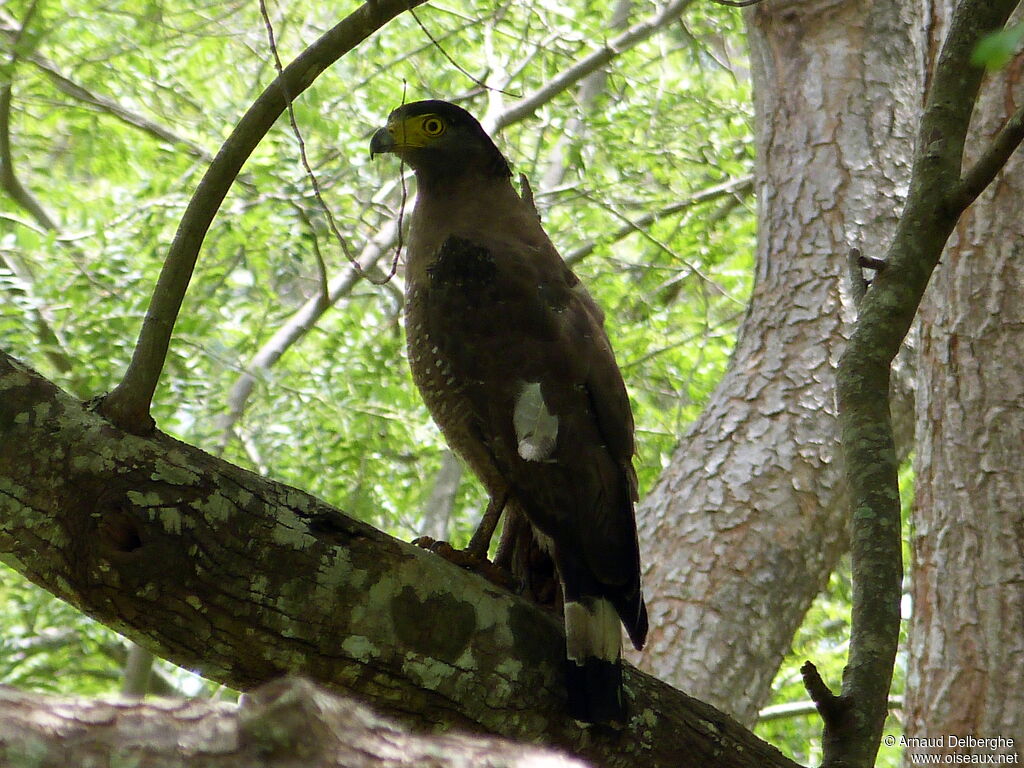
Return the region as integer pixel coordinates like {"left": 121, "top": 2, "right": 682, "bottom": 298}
{"left": 800, "top": 661, "right": 849, "bottom": 739}
{"left": 847, "top": 248, "right": 868, "bottom": 305}
{"left": 832, "top": 1, "right": 1022, "bottom": 766}
{"left": 99, "top": 0, "right": 431, "bottom": 434}
{"left": 490, "top": 0, "right": 696, "bottom": 132}
{"left": 708, "top": 0, "right": 764, "bottom": 8}
{"left": 408, "top": 7, "right": 518, "bottom": 97}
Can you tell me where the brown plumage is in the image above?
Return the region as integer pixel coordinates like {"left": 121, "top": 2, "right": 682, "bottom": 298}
{"left": 370, "top": 100, "right": 647, "bottom": 723}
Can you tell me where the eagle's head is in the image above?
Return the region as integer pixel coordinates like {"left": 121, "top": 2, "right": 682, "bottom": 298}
{"left": 369, "top": 100, "right": 511, "bottom": 180}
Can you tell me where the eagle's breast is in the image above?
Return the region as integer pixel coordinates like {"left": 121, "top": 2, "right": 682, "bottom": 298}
{"left": 404, "top": 237, "right": 512, "bottom": 490}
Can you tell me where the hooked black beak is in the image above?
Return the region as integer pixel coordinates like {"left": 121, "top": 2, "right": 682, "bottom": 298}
{"left": 369, "top": 126, "right": 395, "bottom": 158}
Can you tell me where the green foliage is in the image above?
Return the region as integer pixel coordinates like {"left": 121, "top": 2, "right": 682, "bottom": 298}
{"left": 971, "top": 22, "right": 1024, "bottom": 69}
{"left": 0, "top": 562, "right": 121, "bottom": 695}
{"left": 1, "top": 0, "right": 755, "bottom": 702}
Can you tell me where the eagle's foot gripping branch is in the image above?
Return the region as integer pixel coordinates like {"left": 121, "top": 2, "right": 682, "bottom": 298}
{"left": 411, "top": 536, "right": 516, "bottom": 590}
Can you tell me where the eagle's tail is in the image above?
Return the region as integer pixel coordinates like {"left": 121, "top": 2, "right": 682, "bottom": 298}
{"left": 563, "top": 598, "right": 628, "bottom": 723}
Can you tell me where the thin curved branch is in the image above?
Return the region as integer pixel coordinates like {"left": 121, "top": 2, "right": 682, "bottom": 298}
{"left": 0, "top": 1, "right": 74, "bottom": 376}
{"left": 99, "top": 0, "right": 431, "bottom": 435}
{"left": 829, "top": 2, "right": 1022, "bottom": 766}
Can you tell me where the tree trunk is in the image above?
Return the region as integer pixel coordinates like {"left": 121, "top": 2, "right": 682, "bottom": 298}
{"left": 635, "top": 0, "right": 921, "bottom": 724}
{"left": 0, "top": 350, "right": 800, "bottom": 768}
{"left": 905, "top": 16, "right": 1024, "bottom": 758}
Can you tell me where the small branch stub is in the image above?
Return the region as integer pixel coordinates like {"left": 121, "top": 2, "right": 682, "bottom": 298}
{"left": 802, "top": 661, "right": 854, "bottom": 766}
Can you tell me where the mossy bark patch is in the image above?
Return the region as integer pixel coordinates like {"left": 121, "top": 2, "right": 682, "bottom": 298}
{"left": 390, "top": 586, "right": 476, "bottom": 665}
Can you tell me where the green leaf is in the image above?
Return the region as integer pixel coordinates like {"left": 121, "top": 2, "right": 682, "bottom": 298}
{"left": 971, "top": 23, "right": 1024, "bottom": 70}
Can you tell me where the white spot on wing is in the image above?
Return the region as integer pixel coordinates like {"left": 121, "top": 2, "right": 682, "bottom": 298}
{"left": 513, "top": 382, "right": 558, "bottom": 461}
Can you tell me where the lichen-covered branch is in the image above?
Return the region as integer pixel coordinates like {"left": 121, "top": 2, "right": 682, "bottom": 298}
{"left": 0, "top": 350, "right": 800, "bottom": 768}
{"left": 0, "top": 676, "right": 589, "bottom": 768}
{"left": 829, "top": 2, "right": 1024, "bottom": 766}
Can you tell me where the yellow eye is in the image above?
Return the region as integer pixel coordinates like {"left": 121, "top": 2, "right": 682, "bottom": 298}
{"left": 421, "top": 116, "right": 445, "bottom": 136}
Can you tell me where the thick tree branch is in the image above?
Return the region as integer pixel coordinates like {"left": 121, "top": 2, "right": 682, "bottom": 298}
{"left": 0, "top": 350, "right": 799, "bottom": 768}
{"left": 99, "top": 0, "right": 430, "bottom": 436}
{"left": 830, "top": 2, "right": 1022, "bottom": 766}
{"left": 0, "top": 676, "right": 590, "bottom": 768}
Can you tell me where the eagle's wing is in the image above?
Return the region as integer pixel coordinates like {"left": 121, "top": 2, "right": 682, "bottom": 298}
{"left": 418, "top": 233, "right": 645, "bottom": 642}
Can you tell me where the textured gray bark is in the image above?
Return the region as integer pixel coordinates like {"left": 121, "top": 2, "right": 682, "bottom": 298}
{"left": 0, "top": 351, "right": 800, "bottom": 768}
{"left": 905, "top": 7, "right": 1024, "bottom": 757}
{"left": 635, "top": 0, "right": 921, "bottom": 725}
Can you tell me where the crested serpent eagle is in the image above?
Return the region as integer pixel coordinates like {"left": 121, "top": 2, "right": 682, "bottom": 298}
{"left": 370, "top": 100, "right": 647, "bottom": 724}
